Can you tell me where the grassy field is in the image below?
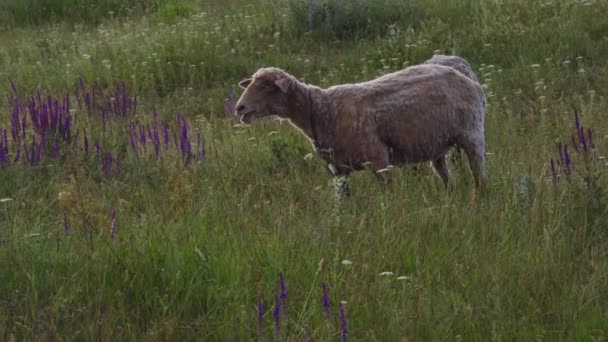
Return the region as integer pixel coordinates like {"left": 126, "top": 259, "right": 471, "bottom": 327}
{"left": 1, "top": 0, "right": 608, "bottom": 340}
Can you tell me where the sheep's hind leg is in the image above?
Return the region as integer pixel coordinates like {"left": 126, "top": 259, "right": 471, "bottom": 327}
{"left": 461, "top": 138, "right": 487, "bottom": 189}
{"left": 432, "top": 155, "right": 451, "bottom": 188}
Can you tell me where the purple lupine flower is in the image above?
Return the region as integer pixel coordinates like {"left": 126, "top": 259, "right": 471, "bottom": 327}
{"left": 273, "top": 293, "right": 281, "bottom": 338}
{"left": 139, "top": 125, "right": 147, "bottom": 147}
{"left": 162, "top": 123, "right": 170, "bottom": 150}
{"left": 579, "top": 125, "right": 587, "bottom": 154}
{"left": 322, "top": 282, "right": 330, "bottom": 319}
{"left": 0, "top": 131, "right": 6, "bottom": 166}
{"left": 110, "top": 208, "right": 117, "bottom": 239}
{"left": 63, "top": 213, "right": 70, "bottom": 234}
{"left": 588, "top": 128, "right": 594, "bottom": 149}
{"left": 257, "top": 296, "right": 265, "bottom": 339}
{"left": 21, "top": 115, "right": 26, "bottom": 140}
{"left": 279, "top": 272, "right": 287, "bottom": 304}
{"left": 153, "top": 128, "right": 160, "bottom": 159}
{"left": 564, "top": 144, "right": 571, "bottom": 175}
{"left": 550, "top": 158, "right": 557, "bottom": 184}
{"left": 83, "top": 129, "right": 89, "bottom": 156}
{"left": 339, "top": 302, "right": 348, "bottom": 342}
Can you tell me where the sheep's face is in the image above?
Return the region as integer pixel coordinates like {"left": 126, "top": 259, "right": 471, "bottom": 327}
{"left": 235, "top": 72, "right": 292, "bottom": 124}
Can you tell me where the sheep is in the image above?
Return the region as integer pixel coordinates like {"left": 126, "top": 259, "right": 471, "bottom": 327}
{"left": 234, "top": 64, "right": 487, "bottom": 188}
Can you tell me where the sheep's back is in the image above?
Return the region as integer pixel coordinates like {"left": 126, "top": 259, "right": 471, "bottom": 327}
{"left": 327, "top": 65, "right": 485, "bottom": 162}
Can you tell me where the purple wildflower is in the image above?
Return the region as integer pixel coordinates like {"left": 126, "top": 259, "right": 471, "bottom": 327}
{"left": 83, "top": 129, "right": 89, "bottom": 155}
{"left": 0, "top": 131, "right": 6, "bottom": 166}
{"left": 139, "top": 125, "right": 147, "bottom": 147}
{"left": 580, "top": 126, "right": 587, "bottom": 154}
{"left": 162, "top": 123, "right": 170, "bottom": 150}
{"left": 322, "top": 282, "right": 330, "bottom": 319}
{"left": 110, "top": 208, "right": 117, "bottom": 239}
{"left": 574, "top": 109, "right": 581, "bottom": 131}
{"left": 153, "top": 127, "right": 160, "bottom": 159}
{"left": 63, "top": 213, "right": 70, "bottom": 234}
{"left": 339, "top": 302, "right": 348, "bottom": 342}
{"left": 273, "top": 293, "right": 281, "bottom": 339}
{"left": 564, "top": 144, "right": 571, "bottom": 175}
{"left": 21, "top": 115, "right": 26, "bottom": 140}
{"left": 279, "top": 272, "right": 287, "bottom": 303}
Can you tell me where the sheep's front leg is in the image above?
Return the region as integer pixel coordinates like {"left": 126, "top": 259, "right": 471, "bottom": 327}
{"left": 368, "top": 149, "right": 393, "bottom": 186}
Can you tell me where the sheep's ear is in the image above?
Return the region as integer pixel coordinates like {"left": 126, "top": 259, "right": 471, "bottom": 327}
{"left": 275, "top": 77, "right": 293, "bottom": 93}
{"left": 239, "top": 79, "right": 252, "bottom": 89}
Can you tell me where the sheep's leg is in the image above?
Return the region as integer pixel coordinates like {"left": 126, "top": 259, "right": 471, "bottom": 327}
{"left": 370, "top": 157, "right": 392, "bottom": 185}
{"left": 432, "top": 155, "right": 451, "bottom": 188}
{"left": 461, "top": 139, "right": 487, "bottom": 189}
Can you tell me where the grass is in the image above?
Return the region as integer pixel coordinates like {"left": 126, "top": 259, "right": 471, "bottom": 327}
{"left": 1, "top": 0, "right": 608, "bottom": 340}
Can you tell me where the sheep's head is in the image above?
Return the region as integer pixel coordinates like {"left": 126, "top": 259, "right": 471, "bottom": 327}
{"left": 235, "top": 67, "right": 295, "bottom": 124}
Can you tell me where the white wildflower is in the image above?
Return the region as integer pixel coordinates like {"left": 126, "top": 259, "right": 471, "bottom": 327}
{"left": 341, "top": 260, "right": 353, "bottom": 265}
{"left": 379, "top": 271, "right": 394, "bottom": 276}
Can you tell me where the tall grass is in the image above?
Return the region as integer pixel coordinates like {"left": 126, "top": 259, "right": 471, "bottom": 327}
{"left": 0, "top": 0, "right": 198, "bottom": 28}
{"left": 1, "top": 0, "right": 608, "bottom": 340}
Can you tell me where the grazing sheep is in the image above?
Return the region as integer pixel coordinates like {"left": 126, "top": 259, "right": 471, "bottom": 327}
{"left": 424, "top": 54, "right": 479, "bottom": 83}
{"left": 234, "top": 64, "right": 487, "bottom": 188}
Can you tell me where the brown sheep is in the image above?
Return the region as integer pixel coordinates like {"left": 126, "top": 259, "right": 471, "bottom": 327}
{"left": 234, "top": 64, "right": 487, "bottom": 188}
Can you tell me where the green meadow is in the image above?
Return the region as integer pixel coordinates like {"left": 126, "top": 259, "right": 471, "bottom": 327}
{"left": 1, "top": 0, "right": 608, "bottom": 340}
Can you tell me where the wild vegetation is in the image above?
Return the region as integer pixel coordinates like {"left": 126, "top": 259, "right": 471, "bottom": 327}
{"left": 1, "top": 0, "right": 608, "bottom": 340}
